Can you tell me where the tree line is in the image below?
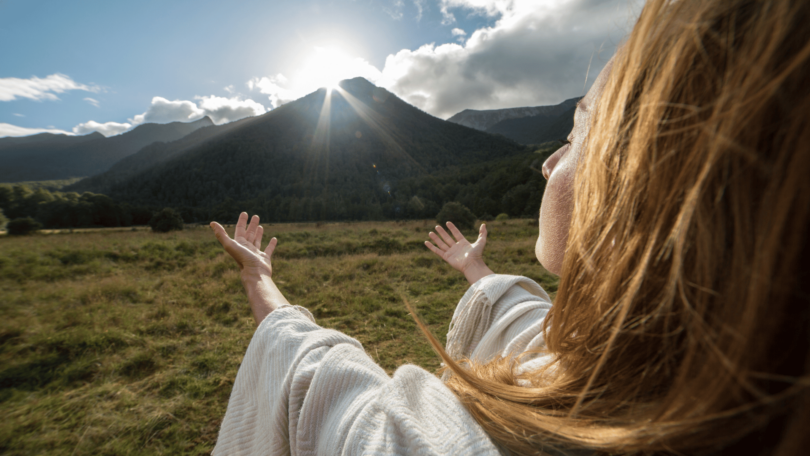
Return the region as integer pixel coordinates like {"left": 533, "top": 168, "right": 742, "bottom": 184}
{"left": 0, "top": 146, "right": 556, "bottom": 231}
{"left": 0, "top": 185, "right": 154, "bottom": 230}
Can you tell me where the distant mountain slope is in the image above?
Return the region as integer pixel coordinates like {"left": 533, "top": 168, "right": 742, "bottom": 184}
{"left": 447, "top": 98, "right": 579, "bottom": 131}
{"left": 447, "top": 98, "right": 580, "bottom": 145}
{"left": 0, "top": 131, "right": 104, "bottom": 149}
{"left": 0, "top": 117, "right": 214, "bottom": 182}
{"left": 67, "top": 117, "right": 252, "bottom": 194}
{"left": 100, "top": 77, "right": 530, "bottom": 220}
{"left": 486, "top": 106, "right": 577, "bottom": 145}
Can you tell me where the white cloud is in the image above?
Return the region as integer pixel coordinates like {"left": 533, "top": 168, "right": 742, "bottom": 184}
{"left": 72, "top": 120, "right": 131, "bottom": 137}
{"left": 376, "top": 0, "right": 640, "bottom": 119}
{"left": 224, "top": 85, "right": 235, "bottom": 94}
{"left": 0, "top": 123, "right": 73, "bottom": 137}
{"left": 440, "top": 0, "right": 510, "bottom": 18}
{"left": 129, "top": 95, "right": 266, "bottom": 126}
{"left": 384, "top": 0, "right": 405, "bottom": 20}
{"left": 129, "top": 97, "right": 204, "bottom": 125}
{"left": 84, "top": 97, "right": 100, "bottom": 108}
{"left": 194, "top": 95, "right": 266, "bottom": 124}
{"left": 451, "top": 28, "right": 467, "bottom": 42}
{"left": 248, "top": 74, "right": 295, "bottom": 109}
{"left": 0, "top": 73, "right": 100, "bottom": 102}
{"left": 414, "top": 0, "right": 426, "bottom": 21}
{"left": 13, "top": 113, "right": 24, "bottom": 117}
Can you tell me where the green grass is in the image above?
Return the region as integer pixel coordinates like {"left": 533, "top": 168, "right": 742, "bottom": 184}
{"left": 0, "top": 219, "right": 557, "bottom": 455}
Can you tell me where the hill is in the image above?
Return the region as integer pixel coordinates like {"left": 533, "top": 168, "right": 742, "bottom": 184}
{"left": 67, "top": 117, "right": 252, "bottom": 194}
{"left": 486, "top": 106, "right": 577, "bottom": 145}
{"left": 95, "top": 77, "right": 533, "bottom": 222}
{"left": 0, "top": 117, "right": 214, "bottom": 182}
{"left": 447, "top": 98, "right": 579, "bottom": 145}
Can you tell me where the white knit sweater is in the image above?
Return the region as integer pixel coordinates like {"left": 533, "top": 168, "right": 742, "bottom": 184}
{"left": 213, "top": 274, "right": 553, "bottom": 455}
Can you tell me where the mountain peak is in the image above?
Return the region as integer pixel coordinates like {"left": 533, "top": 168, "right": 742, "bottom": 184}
{"left": 194, "top": 116, "right": 215, "bottom": 127}
{"left": 338, "top": 77, "right": 375, "bottom": 90}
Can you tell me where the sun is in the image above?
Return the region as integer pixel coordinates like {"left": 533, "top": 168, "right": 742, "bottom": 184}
{"left": 296, "top": 47, "right": 382, "bottom": 93}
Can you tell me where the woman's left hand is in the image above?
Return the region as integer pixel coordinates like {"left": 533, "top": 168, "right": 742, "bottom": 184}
{"left": 425, "top": 222, "right": 494, "bottom": 284}
{"left": 210, "top": 212, "right": 277, "bottom": 279}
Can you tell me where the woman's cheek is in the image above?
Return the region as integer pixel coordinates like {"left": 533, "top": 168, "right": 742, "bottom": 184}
{"left": 536, "top": 160, "right": 576, "bottom": 275}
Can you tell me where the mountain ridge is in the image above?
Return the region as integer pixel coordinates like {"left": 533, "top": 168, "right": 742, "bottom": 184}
{"left": 86, "top": 77, "right": 533, "bottom": 222}
{"left": 446, "top": 97, "right": 580, "bottom": 131}
{"left": 0, "top": 116, "right": 214, "bottom": 182}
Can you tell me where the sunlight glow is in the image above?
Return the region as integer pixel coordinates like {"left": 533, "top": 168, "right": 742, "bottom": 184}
{"left": 297, "top": 47, "right": 381, "bottom": 93}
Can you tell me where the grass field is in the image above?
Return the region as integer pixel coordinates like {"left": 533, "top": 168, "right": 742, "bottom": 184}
{"left": 0, "top": 219, "right": 557, "bottom": 455}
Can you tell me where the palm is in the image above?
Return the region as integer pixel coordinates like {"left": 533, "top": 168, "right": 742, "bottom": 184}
{"left": 211, "top": 212, "right": 277, "bottom": 276}
{"left": 425, "top": 222, "right": 487, "bottom": 274}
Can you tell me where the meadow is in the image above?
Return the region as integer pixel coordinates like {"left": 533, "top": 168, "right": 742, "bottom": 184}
{"left": 0, "top": 219, "right": 557, "bottom": 455}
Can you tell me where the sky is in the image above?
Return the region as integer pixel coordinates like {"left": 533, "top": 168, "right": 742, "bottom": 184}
{"left": 0, "top": 0, "right": 641, "bottom": 138}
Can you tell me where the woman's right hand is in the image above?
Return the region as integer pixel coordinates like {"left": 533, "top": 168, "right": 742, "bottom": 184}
{"left": 210, "top": 212, "right": 277, "bottom": 280}
{"left": 425, "top": 222, "right": 494, "bottom": 284}
{"left": 211, "top": 212, "right": 290, "bottom": 326}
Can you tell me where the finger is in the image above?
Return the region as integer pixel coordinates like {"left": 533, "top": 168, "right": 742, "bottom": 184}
{"left": 211, "top": 221, "right": 247, "bottom": 264}
{"left": 477, "top": 223, "right": 487, "bottom": 248}
{"left": 424, "top": 241, "right": 445, "bottom": 258}
{"left": 436, "top": 225, "right": 455, "bottom": 246}
{"left": 446, "top": 221, "right": 465, "bottom": 242}
{"left": 234, "top": 212, "right": 249, "bottom": 239}
{"left": 254, "top": 225, "right": 264, "bottom": 250}
{"left": 210, "top": 221, "right": 230, "bottom": 245}
{"left": 429, "top": 231, "right": 450, "bottom": 250}
{"left": 245, "top": 215, "right": 260, "bottom": 243}
{"left": 264, "top": 237, "right": 278, "bottom": 258}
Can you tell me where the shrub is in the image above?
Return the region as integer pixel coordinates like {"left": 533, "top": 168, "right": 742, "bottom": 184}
{"left": 149, "top": 208, "right": 184, "bottom": 233}
{"left": 436, "top": 202, "right": 476, "bottom": 231}
{"left": 6, "top": 217, "right": 42, "bottom": 235}
{"left": 495, "top": 213, "right": 509, "bottom": 221}
{"left": 0, "top": 208, "right": 7, "bottom": 230}
{"left": 479, "top": 213, "right": 494, "bottom": 221}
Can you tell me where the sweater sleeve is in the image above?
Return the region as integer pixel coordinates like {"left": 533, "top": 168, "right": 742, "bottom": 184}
{"left": 212, "top": 306, "right": 501, "bottom": 456}
{"left": 445, "top": 274, "right": 553, "bottom": 366}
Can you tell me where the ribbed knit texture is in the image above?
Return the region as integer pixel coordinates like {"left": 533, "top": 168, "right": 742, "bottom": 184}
{"left": 213, "top": 274, "right": 553, "bottom": 455}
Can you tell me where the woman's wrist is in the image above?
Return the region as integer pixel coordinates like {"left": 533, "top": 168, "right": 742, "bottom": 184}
{"left": 462, "top": 260, "right": 494, "bottom": 285}
{"left": 241, "top": 272, "right": 289, "bottom": 326}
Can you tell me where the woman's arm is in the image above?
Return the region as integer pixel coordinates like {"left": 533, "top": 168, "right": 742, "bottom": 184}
{"left": 425, "top": 222, "right": 494, "bottom": 284}
{"left": 210, "top": 212, "right": 289, "bottom": 326}
{"left": 424, "top": 223, "right": 554, "bottom": 364}
{"left": 210, "top": 213, "right": 501, "bottom": 454}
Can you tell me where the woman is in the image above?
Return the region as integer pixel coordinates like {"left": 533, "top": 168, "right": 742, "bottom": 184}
{"left": 210, "top": 0, "right": 810, "bottom": 454}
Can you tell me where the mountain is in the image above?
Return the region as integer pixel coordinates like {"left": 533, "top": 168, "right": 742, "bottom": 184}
{"left": 87, "top": 77, "right": 531, "bottom": 222}
{"left": 0, "top": 116, "right": 214, "bottom": 182}
{"left": 0, "top": 131, "right": 104, "bottom": 148}
{"left": 67, "top": 117, "right": 251, "bottom": 194}
{"left": 447, "top": 98, "right": 580, "bottom": 145}
{"left": 486, "top": 106, "right": 577, "bottom": 145}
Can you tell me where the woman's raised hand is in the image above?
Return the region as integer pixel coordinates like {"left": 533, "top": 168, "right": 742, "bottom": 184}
{"left": 211, "top": 213, "right": 290, "bottom": 325}
{"left": 425, "top": 222, "right": 494, "bottom": 284}
{"left": 210, "top": 212, "right": 277, "bottom": 279}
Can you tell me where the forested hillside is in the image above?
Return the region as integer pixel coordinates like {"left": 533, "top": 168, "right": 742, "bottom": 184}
{"left": 2, "top": 78, "right": 565, "bottom": 229}
{"left": 0, "top": 117, "right": 213, "bottom": 182}
{"left": 67, "top": 117, "right": 253, "bottom": 195}
{"left": 90, "top": 78, "right": 538, "bottom": 223}
{"left": 447, "top": 97, "right": 579, "bottom": 145}
{"left": 486, "top": 106, "right": 577, "bottom": 145}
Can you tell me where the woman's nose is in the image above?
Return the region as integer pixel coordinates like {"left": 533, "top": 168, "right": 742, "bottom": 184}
{"left": 542, "top": 148, "right": 565, "bottom": 180}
